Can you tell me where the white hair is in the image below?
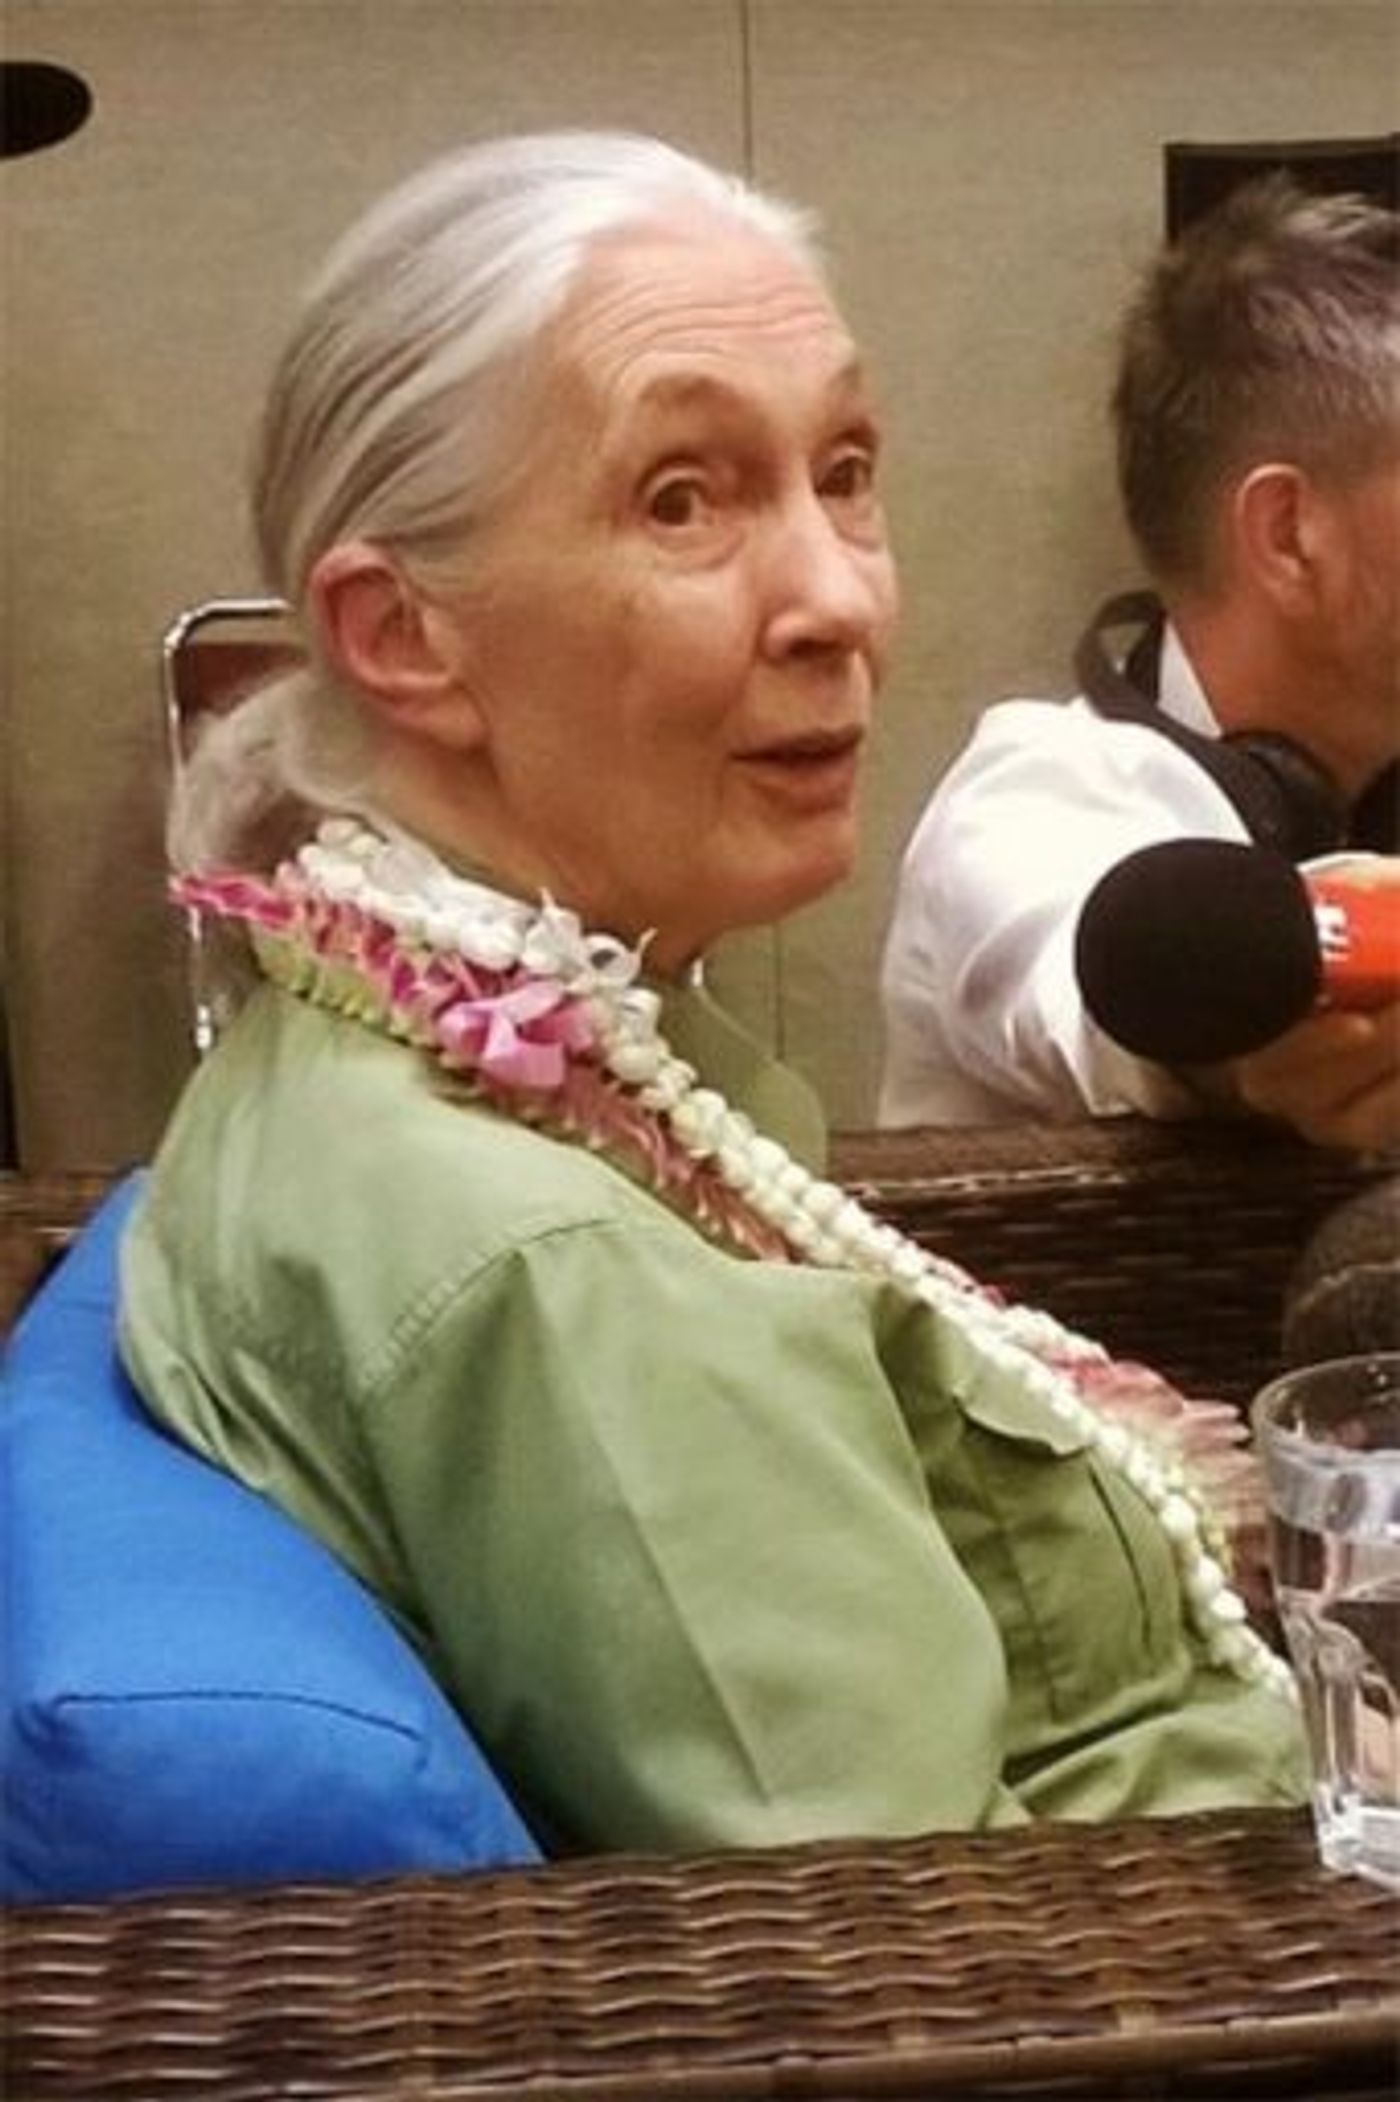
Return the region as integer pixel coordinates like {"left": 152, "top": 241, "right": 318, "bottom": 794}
{"left": 172, "top": 131, "right": 822, "bottom": 874}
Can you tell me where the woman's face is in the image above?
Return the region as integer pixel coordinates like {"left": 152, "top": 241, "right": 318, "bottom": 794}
{"left": 436, "top": 207, "right": 899, "bottom": 969}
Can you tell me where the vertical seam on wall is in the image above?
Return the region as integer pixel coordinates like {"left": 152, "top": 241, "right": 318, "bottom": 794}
{"left": 739, "top": 0, "right": 785, "bottom": 1059}
{"left": 0, "top": 582, "right": 15, "bottom": 1160}
{"left": 739, "top": 0, "right": 754, "bottom": 172}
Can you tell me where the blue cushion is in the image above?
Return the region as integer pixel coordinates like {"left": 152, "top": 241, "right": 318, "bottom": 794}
{"left": 1, "top": 1174, "right": 539, "bottom": 1901}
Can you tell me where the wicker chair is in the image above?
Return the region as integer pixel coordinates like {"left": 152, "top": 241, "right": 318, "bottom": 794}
{"left": 3, "top": 1120, "right": 1397, "bottom": 2099}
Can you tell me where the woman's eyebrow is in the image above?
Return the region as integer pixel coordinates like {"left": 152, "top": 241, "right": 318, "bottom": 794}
{"left": 625, "top": 371, "right": 756, "bottom": 422}
{"left": 623, "top": 355, "right": 873, "bottom": 426}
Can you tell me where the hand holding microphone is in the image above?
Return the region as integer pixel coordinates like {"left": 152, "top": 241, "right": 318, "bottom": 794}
{"left": 1074, "top": 840, "right": 1400, "bottom": 1062}
{"left": 1307, "top": 858, "right": 1400, "bottom": 1007}
{"left": 1074, "top": 839, "right": 1400, "bottom": 1150}
{"left": 1231, "top": 996, "right": 1400, "bottom": 1152}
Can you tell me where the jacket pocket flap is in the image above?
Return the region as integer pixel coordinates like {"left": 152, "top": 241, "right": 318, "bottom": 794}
{"left": 958, "top": 1354, "right": 1091, "bottom": 1457}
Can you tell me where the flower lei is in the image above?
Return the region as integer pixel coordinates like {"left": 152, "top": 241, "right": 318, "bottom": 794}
{"left": 177, "top": 817, "right": 1294, "bottom": 1700}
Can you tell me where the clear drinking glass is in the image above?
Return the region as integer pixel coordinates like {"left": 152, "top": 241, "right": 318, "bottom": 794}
{"left": 1252, "top": 1352, "right": 1400, "bottom": 1892}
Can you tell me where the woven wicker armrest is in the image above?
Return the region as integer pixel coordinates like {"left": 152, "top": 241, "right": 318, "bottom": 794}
{"left": 831, "top": 1118, "right": 1384, "bottom": 1407}
{"left": 6, "top": 1809, "right": 1398, "bottom": 2099}
{"left": 0, "top": 1170, "right": 122, "bottom": 1337}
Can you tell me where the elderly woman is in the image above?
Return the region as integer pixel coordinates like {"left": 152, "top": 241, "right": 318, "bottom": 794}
{"left": 121, "top": 131, "right": 1304, "bottom": 1854}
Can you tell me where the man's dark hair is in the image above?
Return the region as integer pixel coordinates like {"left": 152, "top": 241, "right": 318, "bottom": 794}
{"left": 1282, "top": 1178, "right": 1400, "bottom": 1365}
{"left": 1112, "top": 174, "right": 1400, "bottom": 591}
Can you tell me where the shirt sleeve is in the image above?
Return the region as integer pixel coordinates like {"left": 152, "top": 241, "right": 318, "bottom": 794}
{"left": 356, "top": 1212, "right": 1029, "bottom": 1852}
{"left": 881, "top": 700, "right": 1251, "bottom": 1121}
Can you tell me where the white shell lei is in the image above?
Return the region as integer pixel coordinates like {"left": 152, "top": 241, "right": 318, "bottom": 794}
{"left": 199, "top": 817, "right": 1295, "bottom": 1701}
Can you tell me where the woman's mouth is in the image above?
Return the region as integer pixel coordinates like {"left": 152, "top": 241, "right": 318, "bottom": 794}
{"left": 739, "top": 728, "right": 865, "bottom": 808}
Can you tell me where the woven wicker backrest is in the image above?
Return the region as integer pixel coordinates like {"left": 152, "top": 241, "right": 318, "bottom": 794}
{"left": 834, "top": 1117, "right": 1379, "bottom": 1407}
{"left": 2, "top": 1120, "right": 1381, "bottom": 1398}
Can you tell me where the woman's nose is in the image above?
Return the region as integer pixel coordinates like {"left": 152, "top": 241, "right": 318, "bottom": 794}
{"left": 760, "top": 491, "right": 895, "bottom": 662}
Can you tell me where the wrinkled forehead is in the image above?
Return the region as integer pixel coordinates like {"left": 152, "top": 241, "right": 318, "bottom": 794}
{"left": 541, "top": 206, "right": 867, "bottom": 427}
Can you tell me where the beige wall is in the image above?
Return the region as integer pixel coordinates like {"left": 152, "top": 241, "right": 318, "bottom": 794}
{"left": 4, "top": 0, "right": 1396, "bottom": 1167}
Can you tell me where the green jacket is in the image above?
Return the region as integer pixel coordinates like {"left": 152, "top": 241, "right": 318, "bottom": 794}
{"left": 120, "top": 982, "right": 1304, "bottom": 1852}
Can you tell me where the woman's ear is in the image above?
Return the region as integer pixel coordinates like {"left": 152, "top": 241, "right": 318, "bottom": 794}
{"left": 307, "top": 543, "right": 485, "bottom": 751}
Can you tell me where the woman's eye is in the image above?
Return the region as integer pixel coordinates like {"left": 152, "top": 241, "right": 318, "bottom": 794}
{"left": 820, "top": 449, "right": 877, "bottom": 502}
{"left": 645, "top": 476, "right": 709, "bottom": 527}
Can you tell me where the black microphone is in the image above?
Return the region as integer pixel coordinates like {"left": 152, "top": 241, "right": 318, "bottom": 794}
{"left": 1074, "top": 838, "right": 1400, "bottom": 1065}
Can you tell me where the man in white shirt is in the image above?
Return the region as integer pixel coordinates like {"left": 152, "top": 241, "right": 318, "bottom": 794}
{"left": 880, "top": 175, "right": 1400, "bottom": 1149}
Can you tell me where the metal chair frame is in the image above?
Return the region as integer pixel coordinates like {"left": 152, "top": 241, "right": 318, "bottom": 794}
{"left": 159, "top": 596, "right": 296, "bottom": 1055}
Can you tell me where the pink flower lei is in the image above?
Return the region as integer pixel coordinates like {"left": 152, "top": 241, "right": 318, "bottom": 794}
{"left": 176, "top": 817, "right": 1293, "bottom": 1699}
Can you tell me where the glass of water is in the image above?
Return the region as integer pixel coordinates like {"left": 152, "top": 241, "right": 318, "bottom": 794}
{"left": 1252, "top": 1352, "right": 1400, "bottom": 1892}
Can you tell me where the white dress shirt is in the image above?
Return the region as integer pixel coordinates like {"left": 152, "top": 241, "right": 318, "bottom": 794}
{"left": 878, "top": 628, "right": 1253, "bottom": 1127}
